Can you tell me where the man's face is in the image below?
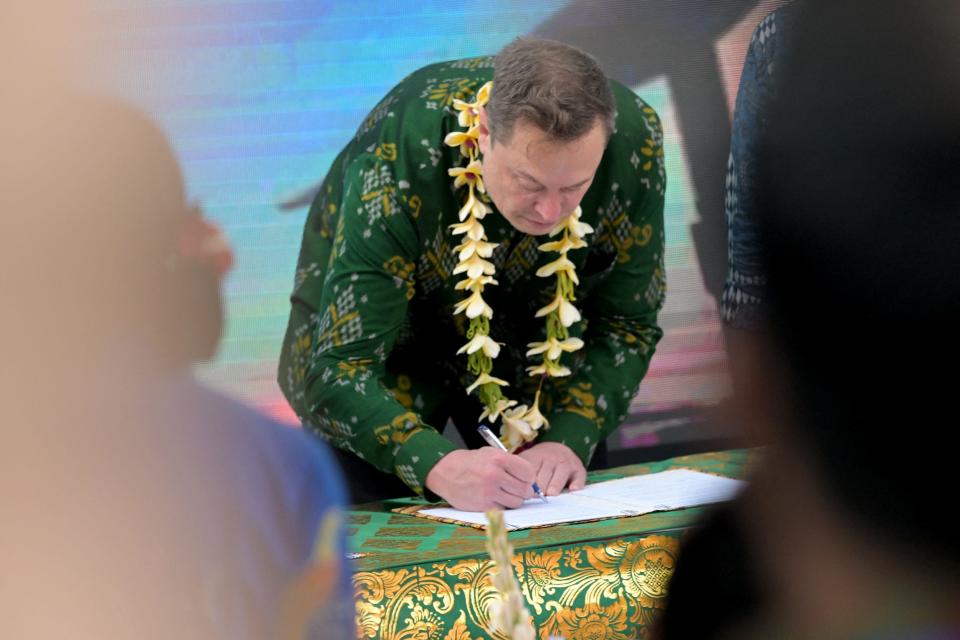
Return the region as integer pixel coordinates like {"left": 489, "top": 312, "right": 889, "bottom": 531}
{"left": 477, "top": 107, "right": 607, "bottom": 236}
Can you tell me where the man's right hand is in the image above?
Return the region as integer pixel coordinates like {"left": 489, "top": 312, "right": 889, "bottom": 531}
{"left": 425, "top": 448, "right": 536, "bottom": 511}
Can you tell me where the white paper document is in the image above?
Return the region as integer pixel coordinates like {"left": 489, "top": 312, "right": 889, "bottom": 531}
{"left": 419, "top": 469, "right": 747, "bottom": 530}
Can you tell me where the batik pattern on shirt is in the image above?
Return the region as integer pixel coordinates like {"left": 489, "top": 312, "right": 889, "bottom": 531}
{"left": 280, "top": 57, "right": 666, "bottom": 495}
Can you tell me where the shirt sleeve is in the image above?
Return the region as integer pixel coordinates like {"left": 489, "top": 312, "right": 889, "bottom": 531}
{"left": 537, "top": 104, "right": 667, "bottom": 464}
{"left": 291, "top": 152, "right": 457, "bottom": 496}
{"left": 721, "top": 13, "right": 781, "bottom": 330}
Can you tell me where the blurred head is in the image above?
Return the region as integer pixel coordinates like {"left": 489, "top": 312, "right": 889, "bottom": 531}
{"left": 1, "top": 93, "right": 234, "bottom": 638}
{"left": 2, "top": 94, "right": 226, "bottom": 376}
{"left": 2, "top": 3, "right": 93, "bottom": 97}
{"left": 755, "top": 0, "right": 960, "bottom": 566}
{"left": 479, "top": 38, "right": 615, "bottom": 235}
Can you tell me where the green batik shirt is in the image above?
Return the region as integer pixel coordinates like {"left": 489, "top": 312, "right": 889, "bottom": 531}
{"left": 279, "top": 56, "right": 666, "bottom": 496}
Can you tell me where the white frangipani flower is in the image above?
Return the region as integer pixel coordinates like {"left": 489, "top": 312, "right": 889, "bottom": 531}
{"left": 525, "top": 337, "right": 585, "bottom": 360}
{"left": 443, "top": 126, "right": 480, "bottom": 158}
{"left": 455, "top": 274, "right": 498, "bottom": 291}
{"left": 468, "top": 194, "right": 492, "bottom": 220}
{"left": 535, "top": 292, "right": 581, "bottom": 327}
{"left": 501, "top": 405, "right": 536, "bottom": 451}
{"left": 449, "top": 217, "right": 485, "bottom": 240}
{"left": 520, "top": 393, "right": 549, "bottom": 432}
{"left": 526, "top": 360, "right": 572, "bottom": 377}
{"left": 535, "top": 255, "right": 577, "bottom": 279}
{"left": 457, "top": 333, "right": 501, "bottom": 358}
{"left": 557, "top": 297, "right": 582, "bottom": 326}
{"left": 456, "top": 187, "right": 493, "bottom": 221}
{"left": 465, "top": 371, "right": 508, "bottom": 395}
{"left": 452, "top": 98, "right": 479, "bottom": 128}
{"left": 456, "top": 237, "right": 497, "bottom": 261}
{"left": 538, "top": 233, "right": 587, "bottom": 254}
{"left": 479, "top": 397, "right": 518, "bottom": 423}
{"left": 453, "top": 288, "right": 493, "bottom": 319}
{"left": 548, "top": 205, "right": 593, "bottom": 238}
{"left": 448, "top": 159, "right": 485, "bottom": 192}
{"left": 570, "top": 218, "right": 594, "bottom": 237}
{"left": 453, "top": 253, "right": 495, "bottom": 279}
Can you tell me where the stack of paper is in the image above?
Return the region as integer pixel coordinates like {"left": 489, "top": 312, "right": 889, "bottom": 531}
{"left": 419, "top": 469, "right": 746, "bottom": 530}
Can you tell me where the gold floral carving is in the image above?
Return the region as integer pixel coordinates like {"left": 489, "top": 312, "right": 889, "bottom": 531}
{"left": 352, "top": 535, "right": 678, "bottom": 639}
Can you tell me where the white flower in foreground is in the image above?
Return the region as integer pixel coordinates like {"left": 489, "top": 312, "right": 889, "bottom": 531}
{"left": 484, "top": 509, "right": 535, "bottom": 640}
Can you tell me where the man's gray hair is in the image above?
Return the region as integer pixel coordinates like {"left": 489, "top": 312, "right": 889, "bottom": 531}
{"left": 487, "top": 37, "right": 616, "bottom": 144}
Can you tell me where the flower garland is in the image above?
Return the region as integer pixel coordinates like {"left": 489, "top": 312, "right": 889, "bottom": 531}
{"left": 484, "top": 509, "right": 536, "bottom": 640}
{"left": 445, "top": 82, "right": 592, "bottom": 450}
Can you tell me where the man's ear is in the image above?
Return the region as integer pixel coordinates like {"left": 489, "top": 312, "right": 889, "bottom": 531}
{"left": 477, "top": 105, "right": 491, "bottom": 156}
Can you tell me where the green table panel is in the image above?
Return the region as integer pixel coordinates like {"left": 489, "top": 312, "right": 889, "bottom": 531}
{"left": 349, "top": 449, "right": 755, "bottom": 639}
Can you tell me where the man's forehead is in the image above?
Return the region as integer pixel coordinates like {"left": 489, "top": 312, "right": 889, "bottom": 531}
{"left": 509, "top": 165, "right": 592, "bottom": 190}
{"left": 502, "top": 133, "right": 602, "bottom": 182}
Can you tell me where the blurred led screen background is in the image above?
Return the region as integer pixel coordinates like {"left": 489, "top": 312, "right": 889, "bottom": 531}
{"left": 91, "top": 0, "right": 787, "bottom": 453}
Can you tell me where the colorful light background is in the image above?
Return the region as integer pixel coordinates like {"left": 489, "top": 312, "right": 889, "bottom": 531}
{"left": 89, "top": 0, "right": 785, "bottom": 451}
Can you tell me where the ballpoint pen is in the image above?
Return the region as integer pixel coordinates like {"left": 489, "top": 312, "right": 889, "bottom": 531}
{"left": 477, "top": 424, "right": 548, "bottom": 503}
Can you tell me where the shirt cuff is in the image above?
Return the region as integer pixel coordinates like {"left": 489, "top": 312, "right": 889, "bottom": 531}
{"left": 393, "top": 427, "right": 458, "bottom": 497}
{"left": 537, "top": 411, "right": 604, "bottom": 466}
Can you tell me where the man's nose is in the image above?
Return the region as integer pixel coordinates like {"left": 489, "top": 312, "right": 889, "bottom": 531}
{"left": 533, "top": 192, "right": 564, "bottom": 223}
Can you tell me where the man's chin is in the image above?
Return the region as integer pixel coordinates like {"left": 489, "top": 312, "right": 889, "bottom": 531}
{"left": 514, "top": 218, "right": 555, "bottom": 236}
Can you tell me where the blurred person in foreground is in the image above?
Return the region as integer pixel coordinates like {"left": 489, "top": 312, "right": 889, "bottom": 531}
{"left": 0, "top": 93, "right": 354, "bottom": 639}
{"left": 656, "top": 1, "right": 960, "bottom": 638}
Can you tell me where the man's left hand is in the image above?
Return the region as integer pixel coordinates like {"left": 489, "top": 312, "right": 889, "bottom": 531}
{"left": 518, "top": 442, "right": 587, "bottom": 496}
